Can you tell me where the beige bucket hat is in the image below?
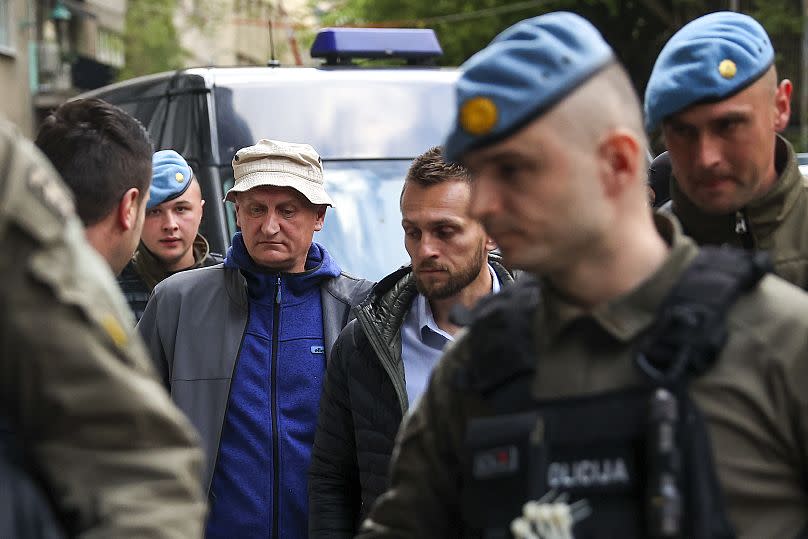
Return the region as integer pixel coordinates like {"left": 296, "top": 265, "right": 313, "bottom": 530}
{"left": 224, "top": 139, "right": 334, "bottom": 206}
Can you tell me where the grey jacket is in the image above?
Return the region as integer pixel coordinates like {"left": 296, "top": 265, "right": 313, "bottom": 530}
{"left": 137, "top": 263, "right": 373, "bottom": 490}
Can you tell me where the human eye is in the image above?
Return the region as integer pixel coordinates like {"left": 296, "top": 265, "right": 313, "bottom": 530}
{"left": 666, "top": 122, "right": 695, "bottom": 139}
{"left": 496, "top": 162, "right": 521, "bottom": 183}
{"left": 147, "top": 208, "right": 160, "bottom": 217}
{"left": 403, "top": 227, "right": 420, "bottom": 240}
{"left": 716, "top": 117, "right": 744, "bottom": 135}
{"left": 435, "top": 226, "right": 456, "bottom": 240}
{"left": 248, "top": 204, "right": 265, "bottom": 217}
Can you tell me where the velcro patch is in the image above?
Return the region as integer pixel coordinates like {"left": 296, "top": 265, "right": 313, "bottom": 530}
{"left": 473, "top": 445, "right": 519, "bottom": 479}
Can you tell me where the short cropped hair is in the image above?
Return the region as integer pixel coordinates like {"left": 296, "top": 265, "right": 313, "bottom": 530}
{"left": 35, "top": 98, "right": 153, "bottom": 226}
{"left": 401, "top": 146, "right": 470, "bottom": 203}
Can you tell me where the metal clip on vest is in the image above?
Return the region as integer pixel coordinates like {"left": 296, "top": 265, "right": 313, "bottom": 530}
{"left": 646, "top": 388, "right": 682, "bottom": 538}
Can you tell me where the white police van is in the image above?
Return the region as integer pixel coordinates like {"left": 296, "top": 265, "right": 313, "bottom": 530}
{"left": 798, "top": 152, "right": 808, "bottom": 176}
{"left": 79, "top": 29, "right": 459, "bottom": 280}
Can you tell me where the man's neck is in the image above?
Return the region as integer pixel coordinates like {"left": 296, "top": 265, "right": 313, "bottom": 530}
{"left": 547, "top": 214, "right": 669, "bottom": 309}
{"left": 164, "top": 246, "right": 197, "bottom": 272}
{"left": 84, "top": 222, "right": 126, "bottom": 275}
{"left": 428, "top": 264, "right": 494, "bottom": 336}
{"left": 758, "top": 142, "right": 787, "bottom": 201}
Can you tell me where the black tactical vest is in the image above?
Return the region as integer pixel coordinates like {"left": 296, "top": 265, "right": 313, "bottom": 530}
{"left": 454, "top": 247, "right": 772, "bottom": 539}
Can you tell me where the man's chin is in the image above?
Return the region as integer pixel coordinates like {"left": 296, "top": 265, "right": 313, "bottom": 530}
{"left": 416, "top": 277, "right": 467, "bottom": 301}
{"left": 157, "top": 255, "right": 185, "bottom": 269}
{"left": 154, "top": 248, "right": 192, "bottom": 270}
{"left": 685, "top": 182, "right": 745, "bottom": 215}
{"left": 693, "top": 195, "right": 744, "bottom": 216}
{"left": 415, "top": 277, "right": 446, "bottom": 299}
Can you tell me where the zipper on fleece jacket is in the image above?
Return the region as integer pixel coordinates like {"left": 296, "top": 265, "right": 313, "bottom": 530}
{"left": 271, "top": 274, "right": 281, "bottom": 539}
{"left": 734, "top": 210, "right": 755, "bottom": 250}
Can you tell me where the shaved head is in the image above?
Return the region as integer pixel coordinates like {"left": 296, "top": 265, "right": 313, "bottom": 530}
{"left": 550, "top": 63, "right": 647, "bottom": 154}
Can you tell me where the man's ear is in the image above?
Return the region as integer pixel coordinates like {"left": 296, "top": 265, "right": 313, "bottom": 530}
{"left": 597, "top": 129, "right": 642, "bottom": 199}
{"left": 314, "top": 205, "right": 327, "bottom": 232}
{"left": 774, "top": 79, "right": 793, "bottom": 132}
{"left": 118, "top": 188, "right": 141, "bottom": 231}
{"left": 485, "top": 237, "right": 497, "bottom": 252}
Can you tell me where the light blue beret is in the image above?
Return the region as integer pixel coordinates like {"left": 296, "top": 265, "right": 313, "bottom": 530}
{"left": 444, "top": 12, "right": 614, "bottom": 163}
{"left": 149, "top": 150, "right": 193, "bottom": 209}
{"left": 644, "top": 11, "right": 774, "bottom": 132}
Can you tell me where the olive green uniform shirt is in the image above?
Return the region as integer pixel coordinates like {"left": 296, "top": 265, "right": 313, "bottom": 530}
{"left": 0, "top": 122, "right": 206, "bottom": 538}
{"left": 672, "top": 135, "right": 808, "bottom": 289}
{"left": 360, "top": 216, "right": 808, "bottom": 538}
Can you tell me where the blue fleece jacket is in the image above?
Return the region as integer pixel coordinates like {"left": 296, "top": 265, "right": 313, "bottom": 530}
{"left": 206, "top": 233, "right": 341, "bottom": 539}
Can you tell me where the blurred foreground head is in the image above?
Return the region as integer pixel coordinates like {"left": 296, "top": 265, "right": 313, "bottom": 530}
{"left": 443, "top": 12, "right": 650, "bottom": 276}
{"left": 35, "top": 98, "right": 153, "bottom": 274}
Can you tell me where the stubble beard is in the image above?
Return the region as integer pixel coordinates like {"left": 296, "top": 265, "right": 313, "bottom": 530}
{"left": 415, "top": 241, "right": 487, "bottom": 300}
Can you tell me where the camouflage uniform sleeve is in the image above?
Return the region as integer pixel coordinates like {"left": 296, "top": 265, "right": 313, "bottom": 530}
{"left": 0, "top": 125, "right": 206, "bottom": 539}
{"left": 357, "top": 337, "right": 470, "bottom": 538}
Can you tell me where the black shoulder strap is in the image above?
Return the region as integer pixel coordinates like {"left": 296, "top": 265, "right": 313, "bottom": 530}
{"left": 451, "top": 278, "right": 541, "bottom": 412}
{"left": 457, "top": 247, "right": 770, "bottom": 410}
{"left": 635, "top": 246, "right": 771, "bottom": 385}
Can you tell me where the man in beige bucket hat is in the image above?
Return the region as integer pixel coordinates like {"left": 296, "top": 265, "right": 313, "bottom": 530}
{"left": 137, "top": 139, "right": 373, "bottom": 538}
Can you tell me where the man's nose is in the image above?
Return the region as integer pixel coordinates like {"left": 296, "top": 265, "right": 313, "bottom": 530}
{"left": 260, "top": 212, "right": 280, "bottom": 235}
{"left": 695, "top": 133, "right": 722, "bottom": 170}
{"left": 162, "top": 212, "right": 179, "bottom": 231}
{"left": 416, "top": 235, "right": 440, "bottom": 260}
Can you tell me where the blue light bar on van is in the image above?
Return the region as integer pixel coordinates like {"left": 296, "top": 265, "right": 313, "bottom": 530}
{"left": 311, "top": 28, "right": 443, "bottom": 63}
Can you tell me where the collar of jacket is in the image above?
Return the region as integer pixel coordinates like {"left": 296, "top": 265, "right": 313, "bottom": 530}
{"left": 133, "top": 233, "right": 212, "bottom": 291}
{"left": 538, "top": 213, "right": 695, "bottom": 345}
{"left": 671, "top": 134, "right": 804, "bottom": 244}
{"left": 354, "top": 254, "right": 516, "bottom": 353}
{"left": 223, "top": 232, "right": 341, "bottom": 304}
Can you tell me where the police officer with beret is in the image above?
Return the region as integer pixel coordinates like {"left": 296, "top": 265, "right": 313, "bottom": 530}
{"left": 359, "top": 11, "right": 808, "bottom": 539}
{"left": 119, "top": 150, "right": 222, "bottom": 321}
{"left": 0, "top": 120, "right": 206, "bottom": 536}
{"left": 646, "top": 12, "right": 808, "bottom": 289}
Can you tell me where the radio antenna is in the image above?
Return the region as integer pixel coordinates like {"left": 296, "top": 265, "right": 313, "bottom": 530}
{"left": 268, "top": 15, "right": 280, "bottom": 67}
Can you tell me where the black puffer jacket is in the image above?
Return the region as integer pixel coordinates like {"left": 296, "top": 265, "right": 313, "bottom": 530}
{"left": 308, "top": 258, "right": 514, "bottom": 538}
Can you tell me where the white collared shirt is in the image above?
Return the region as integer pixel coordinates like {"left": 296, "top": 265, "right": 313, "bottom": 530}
{"left": 400, "top": 264, "right": 502, "bottom": 408}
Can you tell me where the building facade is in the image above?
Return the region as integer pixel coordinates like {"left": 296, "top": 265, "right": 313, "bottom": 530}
{"left": 0, "top": 0, "right": 35, "bottom": 135}
{"left": 33, "top": 0, "right": 126, "bottom": 122}
{"left": 177, "top": 0, "right": 316, "bottom": 68}
{"left": 0, "top": 0, "right": 126, "bottom": 135}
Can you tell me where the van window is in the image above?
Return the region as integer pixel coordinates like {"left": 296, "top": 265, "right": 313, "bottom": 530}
{"left": 161, "top": 93, "right": 210, "bottom": 162}
{"left": 214, "top": 74, "right": 455, "bottom": 164}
